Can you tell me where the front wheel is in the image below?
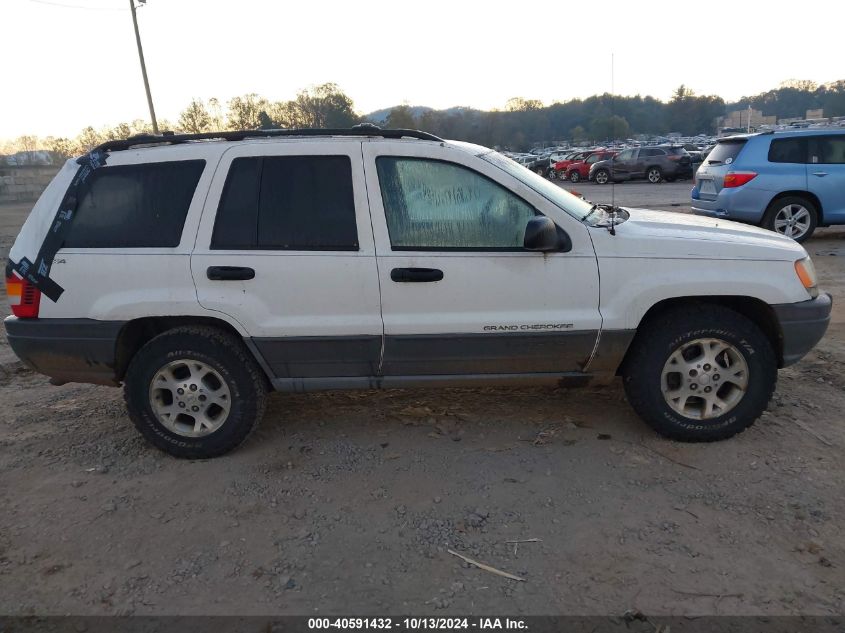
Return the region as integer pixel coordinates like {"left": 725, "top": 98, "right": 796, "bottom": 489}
{"left": 593, "top": 169, "right": 609, "bottom": 185}
{"left": 124, "top": 326, "right": 268, "bottom": 458}
{"left": 622, "top": 305, "right": 776, "bottom": 442}
{"left": 549, "top": 170, "right": 558, "bottom": 180}
{"left": 569, "top": 170, "right": 581, "bottom": 183}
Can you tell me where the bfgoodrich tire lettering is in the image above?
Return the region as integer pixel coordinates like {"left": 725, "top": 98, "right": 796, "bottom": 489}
{"left": 124, "top": 326, "right": 267, "bottom": 458}
{"left": 622, "top": 305, "right": 777, "bottom": 442}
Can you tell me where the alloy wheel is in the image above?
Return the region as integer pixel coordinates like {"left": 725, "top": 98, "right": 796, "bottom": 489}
{"left": 149, "top": 359, "right": 231, "bottom": 437}
{"left": 773, "top": 204, "right": 811, "bottom": 240}
{"left": 660, "top": 338, "right": 749, "bottom": 420}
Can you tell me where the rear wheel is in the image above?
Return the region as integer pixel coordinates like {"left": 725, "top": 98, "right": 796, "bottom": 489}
{"left": 622, "top": 305, "right": 776, "bottom": 442}
{"left": 124, "top": 326, "right": 268, "bottom": 458}
{"left": 535, "top": 167, "right": 545, "bottom": 176}
{"left": 762, "top": 196, "right": 817, "bottom": 242}
{"left": 647, "top": 166, "right": 663, "bottom": 183}
{"left": 569, "top": 170, "right": 581, "bottom": 183}
{"left": 549, "top": 170, "right": 558, "bottom": 180}
{"left": 594, "top": 169, "right": 609, "bottom": 185}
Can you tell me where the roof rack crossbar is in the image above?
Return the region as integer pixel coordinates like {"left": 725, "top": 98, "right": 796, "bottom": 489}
{"left": 91, "top": 124, "right": 443, "bottom": 154}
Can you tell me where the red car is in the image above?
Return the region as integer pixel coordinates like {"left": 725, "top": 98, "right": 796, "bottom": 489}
{"left": 551, "top": 151, "right": 592, "bottom": 179}
{"left": 564, "top": 150, "right": 618, "bottom": 183}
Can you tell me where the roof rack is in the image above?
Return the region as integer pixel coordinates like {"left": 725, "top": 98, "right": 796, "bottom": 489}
{"left": 91, "top": 123, "right": 444, "bottom": 154}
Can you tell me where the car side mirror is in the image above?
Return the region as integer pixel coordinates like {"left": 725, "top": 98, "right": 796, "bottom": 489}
{"left": 523, "top": 216, "right": 571, "bottom": 252}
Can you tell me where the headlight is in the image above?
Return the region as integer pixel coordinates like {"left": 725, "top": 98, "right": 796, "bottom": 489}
{"left": 794, "top": 256, "right": 818, "bottom": 298}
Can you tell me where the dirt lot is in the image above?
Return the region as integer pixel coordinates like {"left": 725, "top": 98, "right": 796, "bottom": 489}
{"left": 1, "top": 185, "right": 843, "bottom": 617}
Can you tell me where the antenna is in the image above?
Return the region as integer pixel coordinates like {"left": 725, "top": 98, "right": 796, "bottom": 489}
{"left": 611, "top": 51, "right": 615, "bottom": 210}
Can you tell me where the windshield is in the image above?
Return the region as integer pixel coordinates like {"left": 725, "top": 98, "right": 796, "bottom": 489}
{"left": 481, "top": 150, "right": 596, "bottom": 221}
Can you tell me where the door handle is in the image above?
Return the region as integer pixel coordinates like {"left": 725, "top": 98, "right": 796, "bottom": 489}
{"left": 390, "top": 267, "right": 444, "bottom": 283}
{"left": 207, "top": 266, "right": 255, "bottom": 281}
{"left": 812, "top": 171, "right": 828, "bottom": 177}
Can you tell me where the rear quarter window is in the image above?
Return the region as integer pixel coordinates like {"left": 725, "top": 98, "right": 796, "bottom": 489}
{"left": 768, "top": 137, "right": 808, "bottom": 164}
{"left": 706, "top": 141, "right": 746, "bottom": 165}
{"left": 62, "top": 160, "right": 205, "bottom": 248}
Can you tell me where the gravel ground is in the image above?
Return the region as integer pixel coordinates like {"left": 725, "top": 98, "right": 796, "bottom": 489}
{"left": 1, "top": 192, "right": 843, "bottom": 617}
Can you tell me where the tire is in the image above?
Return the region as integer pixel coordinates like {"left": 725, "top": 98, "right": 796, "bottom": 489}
{"left": 535, "top": 167, "right": 544, "bottom": 176}
{"left": 594, "top": 169, "right": 609, "bottom": 185}
{"left": 124, "top": 326, "right": 268, "bottom": 458}
{"left": 622, "top": 304, "right": 776, "bottom": 442}
{"left": 762, "top": 196, "right": 818, "bottom": 242}
{"left": 549, "top": 170, "right": 558, "bottom": 180}
{"left": 569, "top": 170, "right": 581, "bottom": 183}
{"left": 647, "top": 166, "right": 663, "bottom": 183}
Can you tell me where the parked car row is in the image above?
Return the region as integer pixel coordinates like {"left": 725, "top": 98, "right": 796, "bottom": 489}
{"left": 543, "top": 145, "right": 694, "bottom": 184}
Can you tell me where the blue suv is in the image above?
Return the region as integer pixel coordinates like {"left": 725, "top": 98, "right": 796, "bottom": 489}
{"left": 692, "top": 129, "right": 845, "bottom": 242}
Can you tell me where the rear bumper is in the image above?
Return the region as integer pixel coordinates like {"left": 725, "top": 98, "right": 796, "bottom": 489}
{"left": 772, "top": 293, "right": 832, "bottom": 366}
{"left": 3, "top": 317, "right": 124, "bottom": 385}
{"left": 691, "top": 185, "right": 769, "bottom": 222}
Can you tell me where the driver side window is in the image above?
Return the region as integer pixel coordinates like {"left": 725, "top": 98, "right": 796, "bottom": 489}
{"left": 376, "top": 157, "right": 537, "bottom": 250}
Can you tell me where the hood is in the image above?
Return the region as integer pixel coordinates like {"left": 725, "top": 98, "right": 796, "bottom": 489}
{"left": 590, "top": 207, "right": 807, "bottom": 261}
{"left": 589, "top": 159, "right": 612, "bottom": 171}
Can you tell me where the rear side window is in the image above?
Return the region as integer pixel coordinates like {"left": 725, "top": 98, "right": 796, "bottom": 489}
{"left": 768, "top": 138, "right": 807, "bottom": 163}
{"left": 63, "top": 160, "right": 205, "bottom": 248}
{"left": 707, "top": 141, "right": 746, "bottom": 165}
{"left": 211, "top": 156, "right": 358, "bottom": 250}
{"left": 642, "top": 148, "right": 666, "bottom": 157}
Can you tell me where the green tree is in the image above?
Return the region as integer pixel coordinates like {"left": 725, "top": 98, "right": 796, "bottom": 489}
{"left": 226, "top": 93, "right": 269, "bottom": 130}
{"left": 44, "top": 136, "right": 75, "bottom": 159}
{"left": 290, "top": 83, "right": 358, "bottom": 128}
{"left": 179, "top": 98, "right": 212, "bottom": 133}
{"left": 505, "top": 97, "right": 543, "bottom": 112}
{"left": 207, "top": 97, "right": 224, "bottom": 131}
{"left": 589, "top": 115, "right": 629, "bottom": 140}
{"left": 385, "top": 105, "right": 417, "bottom": 129}
{"left": 570, "top": 125, "right": 587, "bottom": 143}
{"left": 76, "top": 127, "right": 103, "bottom": 152}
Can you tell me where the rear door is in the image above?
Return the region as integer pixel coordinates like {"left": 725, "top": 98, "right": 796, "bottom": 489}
{"left": 191, "top": 140, "right": 383, "bottom": 381}
{"left": 808, "top": 134, "right": 845, "bottom": 223}
{"left": 362, "top": 141, "right": 601, "bottom": 377}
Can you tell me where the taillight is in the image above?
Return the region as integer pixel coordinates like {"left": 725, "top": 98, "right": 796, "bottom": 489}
{"left": 6, "top": 273, "right": 41, "bottom": 318}
{"left": 723, "top": 172, "right": 757, "bottom": 188}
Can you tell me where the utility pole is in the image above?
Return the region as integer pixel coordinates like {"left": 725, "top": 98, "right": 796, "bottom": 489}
{"left": 129, "top": 0, "right": 158, "bottom": 134}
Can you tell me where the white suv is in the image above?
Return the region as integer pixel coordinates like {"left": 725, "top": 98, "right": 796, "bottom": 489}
{"left": 4, "top": 127, "right": 831, "bottom": 458}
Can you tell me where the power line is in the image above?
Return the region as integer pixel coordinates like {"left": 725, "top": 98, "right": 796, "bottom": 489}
{"left": 27, "top": 0, "right": 126, "bottom": 11}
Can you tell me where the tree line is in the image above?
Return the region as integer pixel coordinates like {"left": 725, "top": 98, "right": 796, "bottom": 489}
{"left": 4, "top": 79, "right": 844, "bottom": 161}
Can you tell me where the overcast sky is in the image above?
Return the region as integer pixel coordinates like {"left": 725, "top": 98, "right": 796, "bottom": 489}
{"left": 1, "top": 0, "right": 842, "bottom": 139}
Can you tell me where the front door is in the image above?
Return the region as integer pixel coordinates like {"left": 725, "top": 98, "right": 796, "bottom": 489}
{"left": 362, "top": 141, "right": 602, "bottom": 377}
{"left": 612, "top": 148, "right": 638, "bottom": 180}
{"left": 191, "top": 140, "right": 383, "bottom": 382}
